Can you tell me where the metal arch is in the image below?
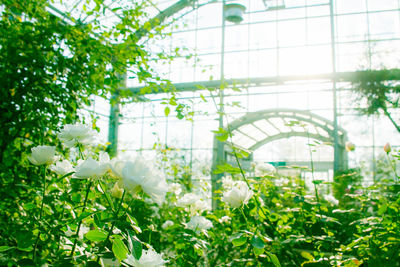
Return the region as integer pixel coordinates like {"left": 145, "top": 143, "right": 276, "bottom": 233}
{"left": 217, "top": 108, "right": 349, "bottom": 172}
{"left": 228, "top": 108, "right": 347, "bottom": 141}
{"left": 248, "top": 132, "right": 332, "bottom": 151}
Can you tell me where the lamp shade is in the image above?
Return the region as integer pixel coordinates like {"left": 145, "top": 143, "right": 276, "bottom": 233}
{"left": 224, "top": 3, "right": 246, "bottom": 24}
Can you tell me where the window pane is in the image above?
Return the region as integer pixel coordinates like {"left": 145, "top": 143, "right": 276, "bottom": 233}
{"left": 278, "top": 19, "right": 306, "bottom": 46}
{"left": 368, "top": 11, "right": 400, "bottom": 39}
{"left": 249, "top": 49, "right": 278, "bottom": 77}
{"left": 335, "top": 0, "right": 366, "bottom": 14}
{"left": 307, "top": 17, "right": 331, "bottom": 44}
{"left": 367, "top": 0, "right": 398, "bottom": 11}
{"left": 249, "top": 22, "right": 277, "bottom": 49}
{"left": 336, "top": 14, "right": 368, "bottom": 42}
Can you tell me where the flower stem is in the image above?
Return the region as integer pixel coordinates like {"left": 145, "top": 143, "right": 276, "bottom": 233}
{"left": 240, "top": 207, "right": 249, "bottom": 229}
{"left": 70, "top": 179, "right": 93, "bottom": 257}
{"left": 386, "top": 152, "right": 399, "bottom": 183}
{"left": 98, "top": 180, "right": 115, "bottom": 212}
{"left": 97, "top": 191, "right": 126, "bottom": 262}
{"left": 33, "top": 166, "right": 47, "bottom": 262}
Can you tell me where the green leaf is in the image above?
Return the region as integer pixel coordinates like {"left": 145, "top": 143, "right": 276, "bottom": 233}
{"left": 0, "top": 246, "right": 14, "bottom": 252}
{"left": 231, "top": 234, "right": 247, "bottom": 247}
{"left": 164, "top": 106, "right": 170, "bottom": 117}
{"left": 127, "top": 214, "right": 142, "bottom": 233}
{"left": 85, "top": 230, "right": 108, "bottom": 242}
{"left": 200, "top": 94, "right": 207, "bottom": 102}
{"left": 312, "top": 180, "right": 324, "bottom": 185}
{"left": 112, "top": 238, "right": 129, "bottom": 261}
{"left": 266, "top": 252, "right": 281, "bottom": 267}
{"left": 216, "top": 133, "right": 228, "bottom": 142}
{"left": 71, "top": 192, "right": 81, "bottom": 202}
{"left": 251, "top": 236, "right": 265, "bottom": 249}
{"left": 23, "top": 203, "right": 36, "bottom": 210}
{"left": 253, "top": 247, "right": 264, "bottom": 256}
{"left": 131, "top": 236, "right": 142, "bottom": 260}
{"left": 300, "top": 251, "right": 314, "bottom": 261}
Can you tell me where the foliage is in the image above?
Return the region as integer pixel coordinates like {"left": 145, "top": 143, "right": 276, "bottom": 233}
{"left": 351, "top": 69, "right": 400, "bottom": 132}
{"left": 332, "top": 168, "right": 363, "bottom": 208}
{"left": 0, "top": 0, "right": 178, "bottom": 265}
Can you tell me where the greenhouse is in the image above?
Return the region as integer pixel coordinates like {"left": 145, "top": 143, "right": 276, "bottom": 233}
{"left": 1, "top": 0, "right": 399, "bottom": 266}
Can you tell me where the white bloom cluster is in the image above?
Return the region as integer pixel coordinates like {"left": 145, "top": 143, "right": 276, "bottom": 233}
{"left": 186, "top": 215, "right": 213, "bottom": 233}
{"left": 222, "top": 181, "right": 253, "bottom": 208}
{"left": 124, "top": 247, "right": 166, "bottom": 267}
{"left": 177, "top": 193, "right": 209, "bottom": 215}
{"left": 221, "top": 176, "right": 235, "bottom": 189}
{"left": 168, "top": 182, "right": 182, "bottom": 196}
{"left": 58, "top": 123, "right": 98, "bottom": 147}
{"left": 254, "top": 162, "right": 276, "bottom": 177}
{"left": 219, "top": 216, "right": 231, "bottom": 223}
{"left": 161, "top": 220, "right": 174, "bottom": 229}
{"left": 324, "top": 194, "right": 339, "bottom": 206}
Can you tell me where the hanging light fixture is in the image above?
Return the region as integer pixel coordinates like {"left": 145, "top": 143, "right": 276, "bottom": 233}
{"left": 223, "top": 2, "right": 246, "bottom": 24}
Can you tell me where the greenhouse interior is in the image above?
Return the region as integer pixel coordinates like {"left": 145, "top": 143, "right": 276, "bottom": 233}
{"left": 1, "top": 0, "right": 400, "bottom": 266}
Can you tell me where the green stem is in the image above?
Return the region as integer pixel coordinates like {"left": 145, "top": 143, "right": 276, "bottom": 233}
{"left": 98, "top": 180, "right": 115, "bottom": 213}
{"left": 77, "top": 143, "right": 85, "bottom": 160}
{"left": 33, "top": 165, "right": 47, "bottom": 262}
{"left": 105, "top": 190, "right": 126, "bottom": 241}
{"left": 97, "top": 191, "right": 126, "bottom": 261}
{"left": 209, "top": 91, "right": 278, "bottom": 238}
{"left": 120, "top": 196, "right": 135, "bottom": 220}
{"left": 386, "top": 152, "right": 399, "bottom": 183}
{"left": 240, "top": 207, "right": 249, "bottom": 229}
{"left": 70, "top": 179, "right": 93, "bottom": 257}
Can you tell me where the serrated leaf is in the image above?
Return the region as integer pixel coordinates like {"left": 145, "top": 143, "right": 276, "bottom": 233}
{"left": 112, "top": 238, "right": 129, "bottom": 261}
{"left": 85, "top": 230, "right": 108, "bottom": 242}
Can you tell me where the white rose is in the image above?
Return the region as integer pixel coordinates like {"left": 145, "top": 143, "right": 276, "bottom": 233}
{"left": 124, "top": 247, "right": 166, "bottom": 267}
{"left": 121, "top": 158, "right": 168, "bottom": 205}
{"left": 28, "top": 145, "right": 56, "bottom": 165}
{"left": 110, "top": 158, "right": 127, "bottom": 179}
{"left": 58, "top": 124, "right": 97, "bottom": 147}
{"left": 221, "top": 176, "right": 235, "bottom": 189}
{"left": 50, "top": 159, "right": 74, "bottom": 176}
{"left": 177, "top": 193, "right": 200, "bottom": 207}
{"left": 168, "top": 182, "right": 182, "bottom": 195}
{"left": 74, "top": 158, "right": 107, "bottom": 179}
{"left": 254, "top": 162, "right": 276, "bottom": 177}
{"left": 324, "top": 194, "right": 339, "bottom": 206}
{"left": 222, "top": 181, "right": 253, "bottom": 208}
{"left": 220, "top": 216, "right": 231, "bottom": 223}
{"left": 162, "top": 220, "right": 174, "bottom": 229}
{"left": 186, "top": 216, "right": 213, "bottom": 232}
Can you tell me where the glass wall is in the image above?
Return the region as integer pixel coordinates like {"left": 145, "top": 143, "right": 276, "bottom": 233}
{"left": 99, "top": 0, "right": 400, "bottom": 183}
